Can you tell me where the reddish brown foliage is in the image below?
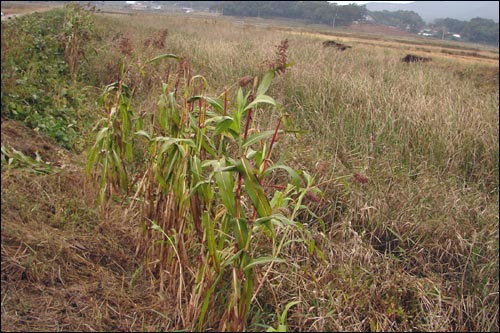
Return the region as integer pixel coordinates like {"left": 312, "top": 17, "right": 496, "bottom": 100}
{"left": 353, "top": 173, "right": 369, "bottom": 184}
{"left": 265, "top": 39, "right": 289, "bottom": 75}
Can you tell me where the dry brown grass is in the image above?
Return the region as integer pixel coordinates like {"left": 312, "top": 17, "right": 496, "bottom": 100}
{"left": 1, "top": 154, "right": 176, "bottom": 331}
{"left": 0, "top": 120, "right": 176, "bottom": 331}
{"left": 1, "top": 120, "right": 62, "bottom": 164}
{"left": 0, "top": 1, "right": 62, "bottom": 16}
{"left": 283, "top": 29, "right": 498, "bottom": 64}
{"left": 2, "top": 8, "right": 498, "bottom": 332}
{"left": 85, "top": 11, "right": 498, "bottom": 331}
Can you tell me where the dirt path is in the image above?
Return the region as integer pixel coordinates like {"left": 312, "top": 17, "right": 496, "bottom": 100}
{"left": 2, "top": 13, "right": 22, "bottom": 21}
{"left": 1, "top": 3, "right": 61, "bottom": 21}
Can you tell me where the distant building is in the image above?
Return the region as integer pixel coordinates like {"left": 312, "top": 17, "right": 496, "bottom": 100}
{"left": 418, "top": 29, "right": 437, "bottom": 37}
{"left": 131, "top": 2, "right": 148, "bottom": 10}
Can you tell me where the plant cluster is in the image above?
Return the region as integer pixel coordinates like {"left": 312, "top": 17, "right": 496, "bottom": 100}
{"left": 1, "top": 6, "right": 96, "bottom": 150}
{"left": 144, "top": 28, "right": 169, "bottom": 49}
{"left": 86, "top": 44, "right": 322, "bottom": 330}
{"left": 61, "top": 3, "right": 95, "bottom": 80}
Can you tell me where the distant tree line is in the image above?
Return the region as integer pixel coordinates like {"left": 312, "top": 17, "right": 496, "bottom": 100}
{"left": 209, "top": 1, "right": 367, "bottom": 27}
{"left": 207, "top": 1, "right": 498, "bottom": 46}
{"left": 368, "top": 10, "right": 425, "bottom": 33}
{"left": 156, "top": 1, "right": 221, "bottom": 9}
{"left": 431, "top": 17, "right": 499, "bottom": 45}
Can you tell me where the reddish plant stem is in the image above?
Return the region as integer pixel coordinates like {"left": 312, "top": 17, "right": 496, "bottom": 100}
{"left": 243, "top": 108, "right": 253, "bottom": 141}
{"left": 197, "top": 81, "right": 203, "bottom": 128}
{"left": 184, "top": 99, "right": 189, "bottom": 129}
{"left": 235, "top": 173, "right": 243, "bottom": 219}
{"left": 238, "top": 86, "right": 258, "bottom": 222}
{"left": 250, "top": 116, "right": 282, "bottom": 221}
{"left": 202, "top": 97, "right": 207, "bottom": 129}
{"left": 236, "top": 86, "right": 255, "bottom": 220}
{"left": 263, "top": 116, "right": 282, "bottom": 171}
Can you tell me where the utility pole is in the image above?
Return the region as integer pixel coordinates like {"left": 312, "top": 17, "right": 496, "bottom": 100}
{"left": 332, "top": 6, "right": 338, "bottom": 29}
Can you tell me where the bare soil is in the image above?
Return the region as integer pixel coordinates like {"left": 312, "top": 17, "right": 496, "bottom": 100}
{"left": 1, "top": 120, "right": 174, "bottom": 331}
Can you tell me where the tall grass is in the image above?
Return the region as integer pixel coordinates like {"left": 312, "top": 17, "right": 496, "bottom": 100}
{"left": 86, "top": 37, "right": 326, "bottom": 330}
{"left": 83, "top": 11, "right": 498, "bottom": 332}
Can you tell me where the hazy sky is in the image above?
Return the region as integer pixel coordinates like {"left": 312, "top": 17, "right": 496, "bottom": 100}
{"left": 331, "top": 1, "right": 415, "bottom": 5}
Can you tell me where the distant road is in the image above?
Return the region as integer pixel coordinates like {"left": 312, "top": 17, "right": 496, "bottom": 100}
{"left": 2, "top": 13, "right": 24, "bottom": 21}
{"left": 1, "top": 4, "right": 62, "bottom": 21}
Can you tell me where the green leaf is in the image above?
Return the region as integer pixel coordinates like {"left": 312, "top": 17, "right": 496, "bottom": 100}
{"left": 214, "top": 159, "right": 236, "bottom": 216}
{"left": 280, "top": 301, "right": 300, "bottom": 324}
{"left": 200, "top": 136, "right": 217, "bottom": 156}
{"left": 158, "top": 96, "right": 168, "bottom": 131}
{"left": 112, "top": 149, "right": 127, "bottom": 191}
{"left": 244, "top": 95, "right": 276, "bottom": 111}
{"left": 189, "top": 75, "right": 207, "bottom": 89}
{"left": 85, "top": 147, "right": 98, "bottom": 175}
{"left": 151, "top": 221, "right": 163, "bottom": 232}
{"left": 135, "top": 130, "right": 152, "bottom": 141}
{"left": 233, "top": 217, "right": 249, "bottom": 250}
{"left": 146, "top": 53, "right": 180, "bottom": 64}
{"left": 271, "top": 214, "right": 299, "bottom": 228}
{"left": 253, "top": 215, "right": 276, "bottom": 237}
{"left": 236, "top": 158, "right": 271, "bottom": 218}
{"left": 205, "top": 97, "right": 224, "bottom": 114}
{"left": 155, "top": 137, "right": 196, "bottom": 155}
{"left": 236, "top": 88, "right": 245, "bottom": 114}
{"left": 265, "top": 165, "right": 301, "bottom": 190}
{"left": 256, "top": 70, "right": 275, "bottom": 96}
{"left": 214, "top": 117, "right": 234, "bottom": 136}
{"left": 242, "top": 256, "right": 285, "bottom": 271}
{"left": 243, "top": 130, "right": 281, "bottom": 149}
{"left": 198, "top": 271, "right": 224, "bottom": 331}
{"left": 222, "top": 248, "right": 244, "bottom": 267}
{"left": 187, "top": 95, "right": 202, "bottom": 103}
{"left": 190, "top": 155, "right": 202, "bottom": 181}
{"left": 95, "top": 126, "right": 110, "bottom": 143}
{"left": 202, "top": 212, "right": 220, "bottom": 270}
{"left": 269, "top": 191, "right": 284, "bottom": 209}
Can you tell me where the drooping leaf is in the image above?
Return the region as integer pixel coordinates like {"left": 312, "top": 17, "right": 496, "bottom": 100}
{"left": 243, "top": 130, "right": 282, "bottom": 149}
{"left": 214, "top": 159, "right": 236, "bottom": 216}
{"left": 205, "top": 97, "right": 224, "bottom": 114}
{"left": 214, "top": 117, "right": 234, "bottom": 136}
{"left": 265, "top": 165, "right": 301, "bottom": 190}
{"left": 146, "top": 53, "right": 180, "bottom": 64}
{"left": 242, "top": 256, "right": 285, "bottom": 271}
{"left": 135, "top": 130, "right": 152, "bottom": 141}
{"left": 256, "top": 70, "right": 275, "bottom": 96}
{"left": 233, "top": 217, "right": 249, "bottom": 250}
{"left": 189, "top": 75, "right": 208, "bottom": 89}
{"left": 236, "top": 158, "right": 271, "bottom": 218}
{"left": 202, "top": 212, "right": 220, "bottom": 270}
{"left": 155, "top": 137, "right": 196, "bottom": 155}
{"left": 236, "top": 88, "right": 245, "bottom": 114}
{"left": 244, "top": 95, "right": 277, "bottom": 111}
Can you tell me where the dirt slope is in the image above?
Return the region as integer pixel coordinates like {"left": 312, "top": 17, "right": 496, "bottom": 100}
{"left": 1, "top": 120, "right": 173, "bottom": 331}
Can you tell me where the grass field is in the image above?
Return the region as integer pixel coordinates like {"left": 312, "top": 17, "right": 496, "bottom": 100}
{"left": 1, "top": 4, "right": 498, "bottom": 332}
